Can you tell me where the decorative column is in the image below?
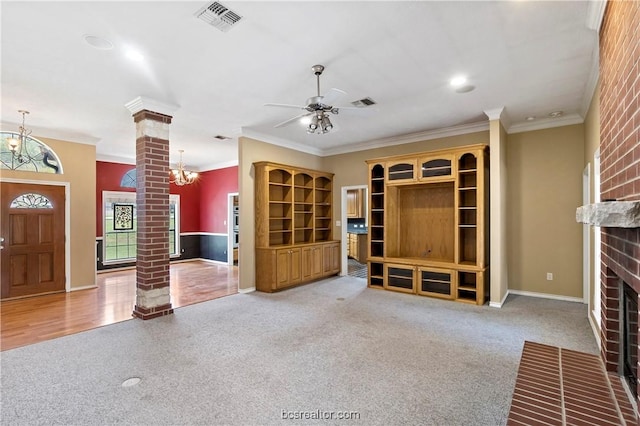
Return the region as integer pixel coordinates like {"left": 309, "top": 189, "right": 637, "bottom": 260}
{"left": 125, "top": 96, "right": 179, "bottom": 320}
{"left": 484, "top": 107, "right": 509, "bottom": 308}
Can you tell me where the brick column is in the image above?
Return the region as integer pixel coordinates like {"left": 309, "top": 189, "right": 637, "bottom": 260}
{"left": 124, "top": 95, "right": 179, "bottom": 320}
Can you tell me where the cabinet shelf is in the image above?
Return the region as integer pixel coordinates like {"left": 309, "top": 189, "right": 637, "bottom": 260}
{"left": 459, "top": 168, "right": 477, "bottom": 173}
{"left": 459, "top": 225, "right": 477, "bottom": 228}
{"left": 458, "top": 187, "right": 477, "bottom": 191}
{"left": 458, "top": 285, "right": 477, "bottom": 292}
{"left": 458, "top": 207, "right": 477, "bottom": 210}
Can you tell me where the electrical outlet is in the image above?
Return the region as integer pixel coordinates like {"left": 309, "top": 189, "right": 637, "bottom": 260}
{"left": 546, "top": 272, "right": 553, "bottom": 281}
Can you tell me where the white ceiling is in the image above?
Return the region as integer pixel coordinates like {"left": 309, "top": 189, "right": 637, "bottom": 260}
{"left": 1, "top": 1, "right": 600, "bottom": 171}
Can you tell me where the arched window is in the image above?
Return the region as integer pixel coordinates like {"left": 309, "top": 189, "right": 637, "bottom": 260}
{"left": 120, "top": 168, "right": 137, "bottom": 188}
{"left": 10, "top": 193, "right": 54, "bottom": 208}
{"left": 0, "top": 132, "right": 63, "bottom": 174}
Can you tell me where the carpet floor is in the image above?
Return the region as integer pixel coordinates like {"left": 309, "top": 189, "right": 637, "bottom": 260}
{"left": 0, "top": 276, "right": 597, "bottom": 425}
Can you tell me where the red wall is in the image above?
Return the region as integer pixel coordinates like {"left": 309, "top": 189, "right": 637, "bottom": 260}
{"left": 198, "top": 166, "right": 239, "bottom": 234}
{"left": 96, "top": 161, "right": 201, "bottom": 236}
{"left": 96, "top": 161, "right": 238, "bottom": 236}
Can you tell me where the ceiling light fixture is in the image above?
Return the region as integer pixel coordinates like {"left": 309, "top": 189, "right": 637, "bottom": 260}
{"left": 124, "top": 47, "right": 144, "bottom": 62}
{"left": 6, "top": 110, "right": 33, "bottom": 163}
{"left": 83, "top": 35, "right": 113, "bottom": 50}
{"left": 526, "top": 116, "right": 536, "bottom": 121}
{"left": 170, "top": 150, "right": 198, "bottom": 186}
{"left": 450, "top": 75, "right": 467, "bottom": 87}
{"left": 307, "top": 112, "right": 333, "bottom": 134}
{"left": 548, "top": 111, "right": 564, "bottom": 118}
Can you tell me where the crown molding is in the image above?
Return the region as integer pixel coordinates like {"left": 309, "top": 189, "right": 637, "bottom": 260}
{"left": 586, "top": 0, "right": 607, "bottom": 32}
{"left": 198, "top": 159, "right": 239, "bottom": 172}
{"left": 507, "top": 113, "right": 584, "bottom": 134}
{"left": 96, "top": 153, "right": 135, "bottom": 164}
{"left": 321, "top": 121, "right": 489, "bottom": 156}
{"left": 240, "top": 128, "right": 324, "bottom": 156}
{"left": 1, "top": 121, "right": 102, "bottom": 146}
{"left": 124, "top": 96, "right": 180, "bottom": 116}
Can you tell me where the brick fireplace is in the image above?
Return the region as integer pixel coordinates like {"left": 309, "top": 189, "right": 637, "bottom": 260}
{"left": 598, "top": 0, "right": 640, "bottom": 406}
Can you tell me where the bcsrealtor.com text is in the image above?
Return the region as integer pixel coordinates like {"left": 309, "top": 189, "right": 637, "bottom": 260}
{"left": 281, "top": 409, "right": 361, "bottom": 420}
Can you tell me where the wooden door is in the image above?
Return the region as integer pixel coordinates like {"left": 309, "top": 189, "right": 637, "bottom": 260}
{"left": 1, "top": 183, "right": 65, "bottom": 300}
{"left": 289, "top": 248, "right": 301, "bottom": 285}
{"left": 276, "top": 249, "right": 291, "bottom": 288}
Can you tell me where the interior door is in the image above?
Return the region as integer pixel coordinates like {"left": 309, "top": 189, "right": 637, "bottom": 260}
{"left": 1, "top": 182, "right": 65, "bottom": 299}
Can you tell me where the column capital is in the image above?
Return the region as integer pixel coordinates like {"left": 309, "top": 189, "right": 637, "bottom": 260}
{"left": 125, "top": 96, "right": 179, "bottom": 117}
{"left": 484, "top": 107, "right": 505, "bottom": 121}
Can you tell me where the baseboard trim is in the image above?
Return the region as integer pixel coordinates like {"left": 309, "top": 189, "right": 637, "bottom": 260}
{"left": 508, "top": 289, "right": 583, "bottom": 303}
{"left": 238, "top": 287, "right": 256, "bottom": 294}
{"left": 489, "top": 290, "right": 510, "bottom": 308}
{"left": 70, "top": 284, "right": 98, "bottom": 292}
{"left": 197, "top": 258, "right": 229, "bottom": 266}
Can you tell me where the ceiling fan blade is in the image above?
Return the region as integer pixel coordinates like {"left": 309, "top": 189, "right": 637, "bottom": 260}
{"left": 264, "top": 103, "right": 307, "bottom": 110}
{"left": 274, "top": 112, "right": 312, "bottom": 128}
{"left": 320, "top": 88, "right": 347, "bottom": 106}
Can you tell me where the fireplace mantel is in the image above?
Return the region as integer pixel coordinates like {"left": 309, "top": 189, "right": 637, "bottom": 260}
{"left": 576, "top": 201, "right": 640, "bottom": 228}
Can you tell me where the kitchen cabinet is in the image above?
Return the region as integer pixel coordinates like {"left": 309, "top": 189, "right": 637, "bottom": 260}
{"left": 346, "top": 189, "right": 365, "bottom": 218}
{"left": 347, "top": 232, "right": 368, "bottom": 264}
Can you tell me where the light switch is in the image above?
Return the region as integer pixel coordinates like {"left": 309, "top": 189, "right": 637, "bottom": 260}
{"left": 336, "top": 220, "right": 341, "bottom": 227}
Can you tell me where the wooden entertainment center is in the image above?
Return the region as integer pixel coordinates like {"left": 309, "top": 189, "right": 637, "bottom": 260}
{"left": 254, "top": 162, "right": 340, "bottom": 292}
{"left": 366, "top": 144, "right": 489, "bottom": 305}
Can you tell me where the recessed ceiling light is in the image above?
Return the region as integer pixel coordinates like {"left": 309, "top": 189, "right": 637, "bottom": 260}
{"left": 125, "top": 47, "right": 144, "bottom": 62}
{"left": 83, "top": 35, "right": 113, "bottom": 50}
{"left": 450, "top": 75, "right": 467, "bottom": 87}
{"left": 548, "top": 111, "right": 564, "bottom": 118}
{"left": 526, "top": 116, "right": 536, "bottom": 121}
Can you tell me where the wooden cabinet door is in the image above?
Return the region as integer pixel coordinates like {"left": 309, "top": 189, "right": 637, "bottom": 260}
{"left": 276, "top": 248, "right": 302, "bottom": 288}
{"left": 386, "top": 159, "right": 417, "bottom": 184}
{"left": 301, "top": 246, "right": 313, "bottom": 281}
{"left": 311, "top": 246, "right": 323, "bottom": 279}
{"left": 330, "top": 243, "right": 340, "bottom": 272}
{"left": 289, "top": 248, "right": 302, "bottom": 285}
{"left": 418, "top": 154, "right": 455, "bottom": 182}
{"left": 346, "top": 190, "right": 358, "bottom": 218}
{"left": 276, "top": 249, "right": 291, "bottom": 288}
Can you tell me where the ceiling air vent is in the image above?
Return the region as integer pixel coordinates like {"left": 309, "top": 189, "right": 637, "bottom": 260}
{"left": 214, "top": 135, "right": 231, "bottom": 140}
{"left": 351, "top": 97, "right": 377, "bottom": 107}
{"left": 195, "top": 2, "right": 242, "bottom": 33}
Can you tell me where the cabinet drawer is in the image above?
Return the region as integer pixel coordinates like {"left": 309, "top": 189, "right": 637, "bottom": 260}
{"left": 417, "top": 267, "right": 453, "bottom": 299}
{"left": 384, "top": 264, "right": 415, "bottom": 293}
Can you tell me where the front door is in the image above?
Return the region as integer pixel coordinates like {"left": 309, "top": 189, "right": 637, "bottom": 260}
{"left": 1, "top": 182, "right": 65, "bottom": 299}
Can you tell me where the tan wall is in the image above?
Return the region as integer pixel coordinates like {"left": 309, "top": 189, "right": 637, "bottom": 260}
{"left": 507, "top": 124, "right": 585, "bottom": 298}
{"left": 238, "top": 137, "right": 323, "bottom": 290}
{"left": 322, "top": 131, "right": 490, "bottom": 236}
{"left": 0, "top": 136, "right": 97, "bottom": 289}
{"left": 583, "top": 82, "right": 600, "bottom": 326}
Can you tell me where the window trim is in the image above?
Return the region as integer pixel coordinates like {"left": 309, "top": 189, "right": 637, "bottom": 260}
{"left": 102, "top": 190, "right": 180, "bottom": 265}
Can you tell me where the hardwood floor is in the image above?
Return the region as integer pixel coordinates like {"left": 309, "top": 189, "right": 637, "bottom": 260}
{"left": 0, "top": 260, "right": 238, "bottom": 351}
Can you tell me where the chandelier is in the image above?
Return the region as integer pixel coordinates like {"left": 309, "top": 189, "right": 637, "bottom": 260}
{"left": 306, "top": 111, "right": 333, "bottom": 134}
{"left": 7, "top": 110, "right": 33, "bottom": 164}
{"left": 170, "top": 149, "right": 198, "bottom": 186}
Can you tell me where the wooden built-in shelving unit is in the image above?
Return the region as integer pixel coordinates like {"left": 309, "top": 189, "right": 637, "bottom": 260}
{"left": 366, "top": 144, "right": 489, "bottom": 305}
{"left": 254, "top": 162, "right": 340, "bottom": 292}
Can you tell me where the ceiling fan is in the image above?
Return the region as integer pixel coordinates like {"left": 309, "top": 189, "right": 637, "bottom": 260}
{"left": 265, "top": 64, "right": 371, "bottom": 134}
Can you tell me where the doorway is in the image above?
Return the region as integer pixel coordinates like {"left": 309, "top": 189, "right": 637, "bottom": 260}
{"left": 1, "top": 182, "right": 66, "bottom": 299}
{"left": 227, "top": 192, "right": 239, "bottom": 266}
{"left": 341, "top": 185, "right": 368, "bottom": 279}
